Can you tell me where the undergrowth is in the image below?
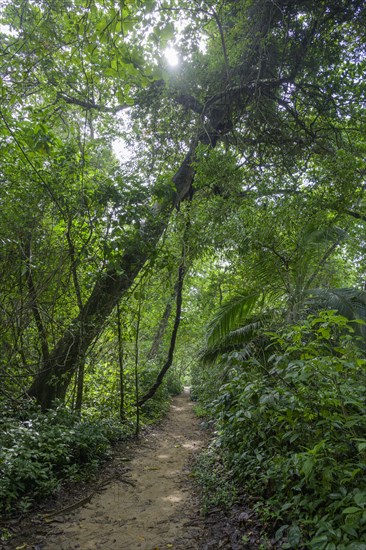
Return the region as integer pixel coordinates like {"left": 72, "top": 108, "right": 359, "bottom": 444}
{"left": 193, "top": 311, "right": 366, "bottom": 549}
{"left": 0, "top": 403, "right": 131, "bottom": 517}
{"left": 194, "top": 447, "right": 237, "bottom": 514}
{"left": 0, "top": 370, "right": 182, "bottom": 520}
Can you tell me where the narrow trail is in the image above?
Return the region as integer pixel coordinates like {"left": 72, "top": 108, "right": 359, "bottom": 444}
{"left": 21, "top": 389, "right": 207, "bottom": 550}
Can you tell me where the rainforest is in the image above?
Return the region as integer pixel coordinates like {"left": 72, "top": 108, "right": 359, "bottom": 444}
{"left": 1, "top": 1, "right": 366, "bottom": 548}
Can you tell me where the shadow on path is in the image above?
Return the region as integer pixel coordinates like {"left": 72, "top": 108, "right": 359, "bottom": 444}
{"left": 18, "top": 389, "right": 206, "bottom": 550}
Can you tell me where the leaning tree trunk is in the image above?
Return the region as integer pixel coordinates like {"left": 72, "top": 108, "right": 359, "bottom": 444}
{"left": 27, "top": 144, "right": 198, "bottom": 409}
{"left": 26, "top": 0, "right": 291, "bottom": 410}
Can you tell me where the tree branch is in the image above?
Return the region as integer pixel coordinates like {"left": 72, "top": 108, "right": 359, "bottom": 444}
{"left": 345, "top": 209, "right": 366, "bottom": 222}
{"left": 57, "top": 92, "right": 131, "bottom": 113}
{"left": 174, "top": 93, "right": 203, "bottom": 114}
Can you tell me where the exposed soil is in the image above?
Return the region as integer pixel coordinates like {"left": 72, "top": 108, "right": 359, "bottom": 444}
{"left": 4, "top": 389, "right": 207, "bottom": 550}
{"left": 3, "top": 389, "right": 269, "bottom": 550}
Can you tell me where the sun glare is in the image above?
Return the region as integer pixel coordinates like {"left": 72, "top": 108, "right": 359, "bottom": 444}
{"left": 164, "top": 47, "right": 179, "bottom": 67}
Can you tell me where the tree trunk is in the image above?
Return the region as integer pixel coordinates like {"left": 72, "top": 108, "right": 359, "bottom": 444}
{"left": 138, "top": 263, "right": 185, "bottom": 407}
{"left": 23, "top": 234, "right": 50, "bottom": 365}
{"left": 74, "top": 360, "right": 85, "bottom": 413}
{"left": 117, "top": 301, "right": 125, "bottom": 421}
{"left": 134, "top": 299, "right": 142, "bottom": 436}
{"left": 147, "top": 291, "right": 175, "bottom": 361}
{"left": 26, "top": 144, "right": 197, "bottom": 409}
{"left": 26, "top": 0, "right": 280, "bottom": 409}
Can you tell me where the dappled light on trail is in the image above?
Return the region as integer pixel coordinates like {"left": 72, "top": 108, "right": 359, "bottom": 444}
{"left": 32, "top": 392, "right": 206, "bottom": 550}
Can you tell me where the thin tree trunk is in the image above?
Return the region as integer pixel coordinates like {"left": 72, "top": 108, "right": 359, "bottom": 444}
{"left": 117, "top": 301, "right": 125, "bottom": 421}
{"left": 134, "top": 299, "right": 141, "bottom": 436}
{"left": 74, "top": 359, "right": 85, "bottom": 412}
{"left": 66, "top": 223, "right": 83, "bottom": 312}
{"left": 138, "top": 262, "right": 185, "bottom": 407}
{"left": 66, "top": 223, "right": 85, "bottom": 413}
{"left": 147, "top": 292, "right": 175, "bottom": 361}
{"left": 23, "top": 235, "right": 50, "bottom": 364}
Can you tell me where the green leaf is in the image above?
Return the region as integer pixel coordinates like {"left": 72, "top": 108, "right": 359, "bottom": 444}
{"left": 354, "top": 492, "right": 366, "bottom": 506}
{"left": 275, "top": 524, "right": 288, "bottom": 542}
{"left": 288, "top": 524, "right": 302, "bottom": 547}
{"left": 206, "top": 293, "right": 261, "bottom": 348}
{"left": 160, "top": 22, "right": 174, "bottom": 47}
{"left": 144, "top": 0, "right": 157, "bottom": 12}
{"left": 342, "top": 506, "right": 362, "bottom": 514}
{"left": 301, "top": 457, "right": 314, "bottom": 477}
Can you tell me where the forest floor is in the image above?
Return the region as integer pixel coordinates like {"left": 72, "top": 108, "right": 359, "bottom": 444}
{"left": 3, "top": 389, "right": 266, "bottom": 550}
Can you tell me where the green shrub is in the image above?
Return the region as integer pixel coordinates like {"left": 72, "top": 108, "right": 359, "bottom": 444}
{"left": 0, "top": 403, "right": 129, "bottom": 515}
{"left": 138, "top": 364, "right": 183, "bottom": 423}
{"left": 165, "top": 369, "right": 184, "bottom": 396}
{"left": 196, "top": 312, "right": 366, "bottom": 548}
{"left": 194, "top": 447, "right": 237, "bottom": 514}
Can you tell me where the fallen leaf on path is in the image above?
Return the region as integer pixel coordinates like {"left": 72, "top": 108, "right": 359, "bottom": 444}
{"left": 238, "top": 511, "right": 251, "bottom": 522}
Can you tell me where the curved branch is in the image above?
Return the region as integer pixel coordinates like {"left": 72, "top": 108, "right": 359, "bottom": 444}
{"left": 345, "top": 209, "right": 366, "bottom": 222}
{"left": 174, "top": 93, "right": 203, "bottom": 114}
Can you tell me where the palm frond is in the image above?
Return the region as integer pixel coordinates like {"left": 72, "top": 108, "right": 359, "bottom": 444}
{"left": 200, "top": 309, "right": 279, "bottom": 366}
{"left": 206, "top": 292, "right": 261, "bottom": 349}
{"left": 305, "top": 288, "right": 366, "bottom": 344}
{"left": 224, "top": 322, "right": 262, "bottom": 346}
{"left": 298, "top": 224, "right": 347, "bottom": 249}
{"left": 198, "top": 341, "right": 255, "bottom": 366}
{"left": 306, "top": 288, "right": 366, "bottom": 321}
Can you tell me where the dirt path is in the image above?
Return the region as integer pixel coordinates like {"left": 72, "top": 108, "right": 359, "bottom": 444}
{"left": 22, "top": 389, "right": 206, "bottom": 550}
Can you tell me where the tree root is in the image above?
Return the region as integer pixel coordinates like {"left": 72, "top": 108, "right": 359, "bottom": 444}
{"left": 43, "top": 476, "right": 135, "bottom": 522}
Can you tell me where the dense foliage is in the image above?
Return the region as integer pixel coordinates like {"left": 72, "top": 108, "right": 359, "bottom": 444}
{"left": 192, "top": 312, "right": 366, "bottom": 547}
{"left": 0, "top": 403, "right": 130, "bottom": 515}
{"left": 1, "top": 0, "right": 366, "bottom": 544}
